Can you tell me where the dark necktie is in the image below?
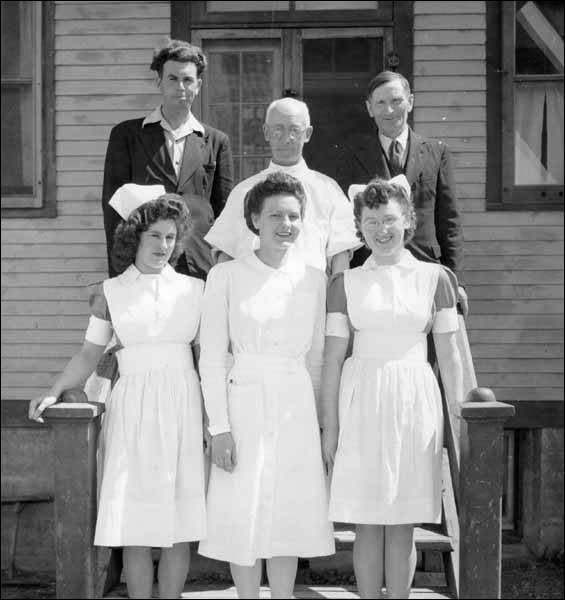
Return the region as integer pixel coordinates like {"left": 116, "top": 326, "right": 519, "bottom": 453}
{"left": 389, "top": 139, "right": 403, "bottom": 175}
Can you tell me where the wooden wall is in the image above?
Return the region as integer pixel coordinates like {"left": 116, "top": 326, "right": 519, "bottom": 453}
{"left": 1, "top": 0, "right": 563, "bottom": 409}
{"left": 413, "top": 1, "right": 564, "bottom": 406}
{"left": 1, "top": 1, "right": 169, "bottom": 401}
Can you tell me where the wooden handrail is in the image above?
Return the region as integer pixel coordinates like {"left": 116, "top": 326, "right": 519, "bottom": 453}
{"left": 440, "top": 313, "right": 515, "bottom": 599}
{"left": 43, "top": 389, "right": 110, "bottom": 599}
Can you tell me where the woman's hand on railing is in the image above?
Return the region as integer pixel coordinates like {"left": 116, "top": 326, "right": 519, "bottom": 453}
{"left": 28, "top": 394, "right": 58, "bottom": 423}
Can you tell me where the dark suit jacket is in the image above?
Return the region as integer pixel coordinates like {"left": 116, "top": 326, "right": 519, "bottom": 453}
{"left": 102, "top": 117, "right": 233, "bottom": 280}
{"left": 333, "top": 128, "right": 463, "bottom": 280}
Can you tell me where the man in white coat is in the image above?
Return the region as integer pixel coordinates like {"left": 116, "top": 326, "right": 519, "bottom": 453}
{"left": 205, "top": 97, "right": 360, "bottom": 274}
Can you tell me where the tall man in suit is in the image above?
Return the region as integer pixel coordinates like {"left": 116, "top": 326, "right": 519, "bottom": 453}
{"left": 335, "top": 71, "right": 468, "bottom": 313}
{"left": 102, "top": 39, "right": 233, "bottom": 280}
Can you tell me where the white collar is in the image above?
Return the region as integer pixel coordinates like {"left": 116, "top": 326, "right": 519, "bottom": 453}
{"left": 120, "top": 263, "right": 177, "bottom": 284}
{"left": 265, "top": 158, "right": 310, "bottom": 178}
{"left": 379, "top": 127, "right": 409, "bottom": 153}
{"left": 142, "top": 106, "right": 205, "bottom": 136}
{"left": 245, "top": 246, "right": 306, "bottom": 276}
{"left": 361, "top": 248, "right": 417, "bottom": 270}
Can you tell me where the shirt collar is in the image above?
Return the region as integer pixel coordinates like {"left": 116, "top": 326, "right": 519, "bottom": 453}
{"left": 361, "top": 248, "right": 416, "bottom": 270}
{"left": 120, "top": 262, "right": 177, "bottom": 284}
{"left": 142, "top": 106, "right": 205, "bottom": 137}
{"left": 265, "top": 158, "right": 310, "bottom": 178}
{"left": 379, "top": 127, "right": 409, "bottom": 154}
{"left": 245, "top": 246, "right": 307, "bottom": 276}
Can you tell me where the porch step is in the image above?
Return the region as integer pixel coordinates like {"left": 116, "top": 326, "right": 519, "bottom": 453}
{"left": 334, "top": 523, "right": 454, "bottom": 553}
{"left": 103, "top": 582, "right": 453, "bottom": 598}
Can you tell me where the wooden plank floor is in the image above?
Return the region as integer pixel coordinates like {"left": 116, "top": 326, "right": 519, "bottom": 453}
{"left": 104, "top": 583, "right": 453, "bottom": 599}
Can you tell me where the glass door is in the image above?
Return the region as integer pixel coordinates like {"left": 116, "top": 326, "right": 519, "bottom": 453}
{"left": 193, "top": 27, "right": 390, "bottom": 183}
{"left": 192, "top": 31, "right": 283, "bottom": 182}
{"left": 299, "top": 28, "right": 389, "bottom": 174}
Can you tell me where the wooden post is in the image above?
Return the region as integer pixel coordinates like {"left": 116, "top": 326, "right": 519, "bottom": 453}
{"left": 44, "top": 396, "right": 107, "bottom": 599}
{"left": 459, "top": 388, "right": 515, "bottom": 599}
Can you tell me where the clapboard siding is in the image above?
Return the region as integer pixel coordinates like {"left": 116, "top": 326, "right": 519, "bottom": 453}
{"left": 413, "top": 0, "right": 563, "bottom": 404}
{"left": 56, "top": 65, "right": 153, "bottom": 80}
{"left": 1, "top": 1, "right": 170, "bottom": 401}
{"left": 2, "top": 1, "right": 562, "bottom": 410}
{"left": 56, "top": 110, "right": 151, "bottom": 124}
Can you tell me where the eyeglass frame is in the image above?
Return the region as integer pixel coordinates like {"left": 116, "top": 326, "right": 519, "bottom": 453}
{"left": 264, "top": 124, "right": 311, "bottom": 142}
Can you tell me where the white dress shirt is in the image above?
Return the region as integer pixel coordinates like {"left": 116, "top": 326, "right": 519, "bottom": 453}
{"left": 142, "top": 107, "right": 205, "bottom": 178}
{"left": 379, "top": 126, "right": 409, "bottom": 168}
{"left": 204, "top": 159, "right": 361, "bottom": 272}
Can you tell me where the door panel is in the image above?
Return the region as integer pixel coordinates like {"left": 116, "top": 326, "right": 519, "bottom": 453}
{"left": 299, "top": 28, "right": 389, "bottom": 175}
{"left": 193, "top": 27, "right": 390, "bottom": 183}
{"left": 193, "top": 34, "right": 283, "bottom": 181}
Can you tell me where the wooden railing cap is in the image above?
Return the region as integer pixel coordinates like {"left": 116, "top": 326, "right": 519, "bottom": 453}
{"left": 44, "top": 402, "right": 105, "bottom": 421}
{"left": 461, "top": 387, "right": 515, "bottom": 422}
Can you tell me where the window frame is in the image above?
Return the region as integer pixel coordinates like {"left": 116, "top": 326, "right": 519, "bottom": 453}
{"left": 1, "top": 1, "right": 56, "bottom": 218}
{"left": 181, "top": 0, "right": 393, "bottom": 28}
{"left": 487, "top": 1, "right": 564, "bottom": 211}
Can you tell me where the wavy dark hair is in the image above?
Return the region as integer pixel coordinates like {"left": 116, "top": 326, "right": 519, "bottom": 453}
{"left": 353, "top": 178, "right": 416, "bottom": 246}
{"left": 111, "top": 194, "right": 192, "bottom": 275}
{"left": 243, "top": 171, "right": 307, "bottom": 235}
{"left": 150, "top": 38, "right": 207, "bottom": 78}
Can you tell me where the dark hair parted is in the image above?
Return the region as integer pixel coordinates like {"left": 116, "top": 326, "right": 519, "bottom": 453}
{"left": 243, "top": 171, "right": 307, "bottom": 236}
{"left": 353, "top": 178, "right": 417, "bottom": 246}
{"left": 111, "top": 194, "right": 192, "bottom": 275}
{"left": 150, "top": 39, "right": 207, "bottom": 78}
{"left": 367, "top": 70, "right": 411, "bottom": 99}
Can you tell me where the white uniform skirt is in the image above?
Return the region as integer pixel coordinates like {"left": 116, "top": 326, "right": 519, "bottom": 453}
{"left": 329, "top": 332, "right": 443, "bottom": 525}
{"left": 94, "top": 343, "right": 207, "bottom": 547}
{"left": 199, "top": 353, "right": 335, "bottom": 566}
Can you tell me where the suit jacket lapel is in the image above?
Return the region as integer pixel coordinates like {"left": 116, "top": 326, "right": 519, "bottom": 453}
{"left": 354, "top": 135, "right": 391, "bottom": 182}
{"left": 178, "top": 132, "right": 206, "bottom": 191}
{"left": 139, "top": 123, "right": 177, "bottom": 188}
{"left": 405, "top": 128, "right": 425, "bottom": 186}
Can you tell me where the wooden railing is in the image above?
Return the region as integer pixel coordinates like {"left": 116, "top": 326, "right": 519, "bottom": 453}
{"left": 43, "top": 391, "right": 111, "bottom": 599}
{"left": 441, "top": 316, "right": 515, "bottom": 599}
{"left": 41, "top": 316, "right": 515, "bottom": 599}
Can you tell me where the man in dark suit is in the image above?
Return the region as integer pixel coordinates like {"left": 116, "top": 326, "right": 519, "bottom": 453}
{"left": 102, "top": 39, "right": 233, "bottom": 280}
{"left": 334, "top": 71, "right": 467, "bottom": 313}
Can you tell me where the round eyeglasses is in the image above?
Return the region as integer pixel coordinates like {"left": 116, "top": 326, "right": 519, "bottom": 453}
{"left": 267, "top": 126, "right": 308, "bottom": 142}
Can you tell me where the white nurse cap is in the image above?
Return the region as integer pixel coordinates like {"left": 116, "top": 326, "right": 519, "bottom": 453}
{"left": 108, "top": 183, "right": 167, "bottom": 220}
{"left": 347, "top": 174, "right": 411, "bottom": 202}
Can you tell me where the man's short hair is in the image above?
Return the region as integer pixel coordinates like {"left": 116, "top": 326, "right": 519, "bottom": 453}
{"left": 265, "top": 98, "right": 311, "bottom": 127}
{"left": 150, "top": 39, "right": 207, "bottom": 78}
{"left": 367, "top": 71, "right": 411, "bottom": 99}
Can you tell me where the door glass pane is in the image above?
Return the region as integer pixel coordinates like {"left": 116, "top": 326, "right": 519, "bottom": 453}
{"left": 296, "top": 1, "right": 378, "bottom": 9}
{"left": 203, "top": 40, "right": 281, "bottom": 183}
{"left": 302, "top": 36, "right": 384, "bottom": 174}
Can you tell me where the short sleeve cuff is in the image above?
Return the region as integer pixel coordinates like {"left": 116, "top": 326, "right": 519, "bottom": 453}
{"left": 433, "top": 307, "right": 459, "bottom": 334}
{"left": 85, "top": 315, "right": 113, "bottom": 346}
{"left": 208, "top": 423, "right": 232, "bottom": 436}
{"left": 326, "top": 312, "right": 350, "bottom": 338}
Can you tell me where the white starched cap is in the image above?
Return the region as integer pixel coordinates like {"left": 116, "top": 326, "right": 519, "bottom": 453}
{"left": 347, "top": 174, "right": 411, "bottom": 202}
{"left": 108, "top": 183, "right": 167, "bottom": 220}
